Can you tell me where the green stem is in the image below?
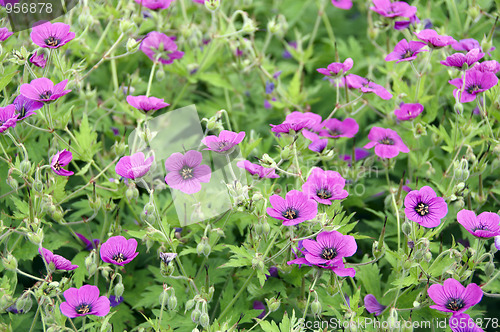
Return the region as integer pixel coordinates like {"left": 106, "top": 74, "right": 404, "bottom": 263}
{"left": 146, "top": 61, "right": 158, "bottom": 97}
{"left": 301, "top": 271, "right": 320, "bottom": 321}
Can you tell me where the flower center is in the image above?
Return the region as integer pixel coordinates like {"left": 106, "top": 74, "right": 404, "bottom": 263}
{"left": 379, "top": 137, "right": 394, "bottom": 145}
{"left": 320, "top": 247, "right": 338, "bottom": 260}
{"left": 180, "top": 166, "right": 194, "bottom": 180}
{"left": 402, "top": 49, "right": 413, "bottom": 59}
{"left": 445, "top": 298, "right": 465, "bottom": 311}
{"left": 329, "top": 129, "right": 342, "bottom": 136}
{"left": 53, "top": 161, "right": 62, "bottom": 171}
{"left": 217, "top": 141, "right": 230, "bottom": 150}
{"left": 414, "top": 202, "right": 429, "bottom": 216}
{"left": 316, "top": 188, "right": 332, "bottom": 199}
{"left": 40, "top": 90, "right": 53, "bottom": 100}
{"left": 466, "top": 84, "right": 481, "bottom": 94}
{"left": 113, "top": 252, "right": 126, "bottom": 263}
{"left": 45, "top": 36, "right": 60, "bottom": 47}
{"left": 76, "top": 303, "right": 92, "bottom": 314}
{"left": 472, "top": 224, "right": 489, "bottom": 232}
{"left": 282, "top": 208, "right": 299, "bottom": 220}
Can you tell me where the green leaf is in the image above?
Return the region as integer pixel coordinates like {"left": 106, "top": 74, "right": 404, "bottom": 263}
{"left": 73, "top": 113, "right": 101, "bottom": 162}
{"left": 0, "top": 67, "right": 19, "bottom": 91}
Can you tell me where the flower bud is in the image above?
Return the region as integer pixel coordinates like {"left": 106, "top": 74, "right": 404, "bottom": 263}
{"left": 88, "top": 195, "right": 101, "bottom": 212}
{"left": 167, "top": 295, "right": 177, "bottom": 310}
{"left": 191, "top": 308, "right": 201, "bottom": 323}
{"left": 413, "top": 300, "right": 421, "bottom": 308}
{"left": 26, "top": 229, "right": 44, "bottom": 246}
{"left": 185, "top": 299, "right": 195, "bottom": 313}
{"left": 156, "top": 66, "right": 166, "bottom": 81}
{"left": 119, "top": 19, "right": 137, "bottom": 34}
{"left": 454, "top": 102, "right": 464, "bottom": 114}
{"left": 485, "top": 261, "right": 495, "bottom": 277}
{"left": 20, "top": 160, "right": 31, "bottom": 174}
{"left": 262, "top": 220, "right": 270, "bottom": 235}
{"left": 204, "top": 0, "right": 220, "bottom": 11}
{"left": 33, "top": 180, "right": 43, "bottom": 192}
{"left": 311, "top": 299, "right": 322, "bottom": 316}
{"left": 280, "top": 146, "right": 291, "bottom": 160}
{"left": 113, "top": 141, "right": 127, "bottom": 156}
{"left": 199, "top": 312, "right": 210, "bottom": 328}
{"left": 159, "top": 290, "right": 169, "bottom": 307}
{"left": 6, "top": 176, "right": 18, "bottom": 191}
{"left": 2, "top": 253, "right": 18, "bottom": 271}
{"left": 481, "top": 35, "right": 493, "bottom": 55}
{"left": 402, "top": 221, "right": 412, "bottom": 236}
{"left": 126, "top": 38, "right": 140, "bottom": 53}
{"left": 114, "top": 282, "right": 125, "bottom": 298}
{"left": 266, "top": 297, "right": 280, "bottom": 313}
{"left": 424, "top": 251, "right": 432, "bottom": 262}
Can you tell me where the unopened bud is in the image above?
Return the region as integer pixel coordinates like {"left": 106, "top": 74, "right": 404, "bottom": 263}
{"left": 114, "top": 282, "right": 124, "bottom": 298}
{"left": 204, "top": 0, "right": 220, "bottom": 11}
{"left": 191, "top": 308, "right": 201, "bottom": 323}
{"left": 199, "top": 312, "right": 210, "bottom": 328}
{"left": 402, "top": 221, "right": 412, "bottom": 236}
{"left": 280, "top": 146, "right": 291, "bottom": 160}
{"left": 126, "top": 38, "right": 140, "bottom": 53}
{"left": 20, "top": 160, "right": 31, "bottom": 174}
{"left": 266, "top": 297, "right": 280, "bottom": 312}
{"left": 485, "top": 261, "right": 495, "bottom": 277}
{"left": 167, "top": 296, "right": 177, "bottom": 310}
{"left": 6, "top": 176, "right": 18, "bottom": 191}
{"left": 2, "top": 253, "right": 17, "bottom": 271}
{"left": 311, "top": 299, "right": 322, "bottom": 316}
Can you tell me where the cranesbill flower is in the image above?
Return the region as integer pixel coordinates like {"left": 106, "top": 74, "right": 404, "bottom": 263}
{"left": 0, "top": 27, "right": 13, "bottom": 42}
{"left": 287, "top": 230, "right": 357, "bottom": 277}
{"left": 385, "top": 39, "right": 427, "bottom": 63}
{"left": 270, "top": 120, "right": 310, "bottom": 137}
{"left": 370, "top": 0, "right": 417, "bottom": 18}
{"left": 331, "top": 0, "right": 352, "bottom": 9}
{"left": 237, "top": 160, "right": 279, "bottom": 179}
{"left": 126, "top": 95, "right": 169, "bottom": 114}
{"left": 51, "top": 149, "right": 74, "bottom": 176}
{"left": 282, "top": 41, "right": 297, "bottom": 59}
{"left": 453, "top": 38, "right": 495, "bottom": 55}
{"left": 30, "top": 22, "right": 75, "bottom": 49}
{"left": 404, "top": 186, "right": 448, "bottom": 228}
{"left": 76, "top": 233, "right": 99, "bottom": 251}
{"left": 100, "top": 236, "right": 139, "bottom": 266}
{"left": 159, "top": 252, "right": 177, "bottom": 265}
{"left": 140, "top": 31, "right": 184, "bottom": 64}
{"left": 340, "top": 148, "right": 370, "bottom": 165}
{"left": 60, "top": 285, "right": 110, "bottom": 318}
{"left": 394, "top": 103, "right": 424, "bottom": 121}
{"left": 29, "top": 51, "right": 47, "bottom": 68}
{"left": 134, "top": 0, "right": 174, "bottom": 9}
{"left": 449, "top": 70, "right": 498, "bottom": 103}
{"left": 394, "top": 14, "right": 420, "bottom": 30}
{"left": 495, "top": 236, "right": 500, "bottom": 250}
{"left": 267, "top": 190, "right": 318, "bottom": 226}
{"left": 109, "top": 296, "right": 124, "bottom": 307}
{"left": 345, "top": 74, "right": 392, "bottom": 100}
{"left": 473, "top": 60, "right": 500, "bottom": 74}
{"left": 319, "top": 118, "right": 359, "bottom": 138}
{"left": 39, "top": 248, "right": 78, "bottom": 271}
{"left": 13, "top": 95, "right": 43, "bottom": 120}
{"left": 253, "top": 301, "right": 266, "bottom": 319}
{"left": 302, "top": 168, "right": 348, "bottom": 205}
{"left": 317, "top": 58, "right": 354, "bottom": 77}
{"left": 0, "top": 105, "right": 19, "bottom": 134}
{"left": 457, "top": 210, "right": 500, "bottom": 238}
{"left": 414, "top": 29, "right": 456, "bottom": 48}
{"left": 115, "top": 152, "right": 154, "bottom": 180}
{"left": 286, "top": 111, "right": 323, "bottom": 132}
{"left": 308, "top": 139, "right": 329, "bottom": 153}
{"left": 449, "top": 313, "right": 484, "bottom": 332}
{"left": 363, "top": 127, "right": 409, "bottom": 159}
{"left": 428, "top": 278, "right": 482, "bottom": 314}
{"left": 164, "top": 150, "right": 211, "bottom": 194}
{"left": 364, "top": 294, "right": 386, "bottom": 316}
{"left": 440, "top": 49, "right": 484, "bottom": 69}
{"left": 20, "top": 78, "right": 71, "bottom": 103}
{"left": 201, "top": 130, "right": 245, "bottom": 154}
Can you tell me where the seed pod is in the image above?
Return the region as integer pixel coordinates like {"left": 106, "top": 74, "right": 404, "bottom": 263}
{"left": 199, "top": 313, "right": 210, "bottom": 328}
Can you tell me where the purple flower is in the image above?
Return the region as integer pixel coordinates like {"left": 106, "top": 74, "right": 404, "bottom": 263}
{"left": 495, "top": 236, "right": 500, "bottom": 250}
{"left": 364, "top": 294, "right": 386, "bottom": 316}
{"left": 115, "top": 152, "right": 154, "bottom": 180}
{"left": 265, "top": 81, "right": 275, "bottom": 94}
{"left": 427, "top": 278, "right": 482, "bottom": 314}
{"left": 308, "top": 139, "right": 329, "bottom": 153}
{"left": 109, "top": 296, "right": 124, "bottom": 307}
{"left": 50, "top": 149, "right": 74, "bottom": 176}
{"left": 134, "top": 0, "right": 174, "bottom": 9}
{"left": 472, "top": 60, "right": 500, "bottom": 74}
{"left": 287, "top": 230, "right": 357, "bottom": 277}
{"left": 264, "top": 97, "right": 277, "bottom": 109}
{"left": 363, "top": 127, "right": 409, "bottom": 159}
{"left": 201, "top": 130, "right": 245, "bottom": 154}
{"left": 76, "top": 233, "right": 100, "bottom": 251}
{"left": 331, "top": 0, "right": 352, "bottom": 9}
{"left": 282, "top": 41, "right": 297, "bottom": 59}
{"left": 339, "top": 148, "right": 370, "bottom": 165}
{"left": 370, "top": 0, "right": 417, "bottom": 18}
{"left": 30, "top": 22, "right": 75, "bottom": 49}
{"left": 29, "top": 51, "right": 47, "bottom": 68}
{"left": 317, "top": 58, "right": 354, "bottom": 77}
{"left": 449, "top": 70, "right": 498, "bottom": 103}
{"left": 457, "top": 210, "right": 500, "bottom": 238}
{"left": 345, "top": 74, "right": 393, "bottom": 100}
{"left": 100, "top": 236, "right": 139, "bottom": 266}
{"left": 0, "top": 105, "right": 19, "bottom": 134}
{"left": 394, "top": 103, "right": 424, "bottom": 121}
{"left": 302, "top": 168, "right": 348, "bottom": 205}
{"left": 394, "top": 14, "right": 420, "bottom": 30}
{"left": 159, "top": 252, "right": 177, "bottom": 265}
{"left": 267, "top": 190, "right": 318, "bottom": 226}
{"left": 237, "top": 160, "right": 279, "bottom": 179}
{"left": 319, "top": 118, "right": 359, "bottom": 138}
{"left": 385, "top": 39, "right": 427, "bottom": 63}
{"left": 126, "top": 95, "right": 169, "bottom": 114}
{"left": 414, "top": 29, "right": 456, "bottom": 48}
{"left": 440, "top": 49, "right": 484, "bottom": 69}
{"left": 253, "top": 301, "right": 266, "bottom": 319}
{"left": 20, "top": 78, "right": 71, "bottom": 103}
{"left": 164, "top": 150, "right": 211, "bottom": 194}
{"left": 270, "top": 120, "right": 310, "bottom": 137}
{"left": 452, "top": 38, "right": 495, "bottom": 55}
{"left": 449, "top": 314, "right": 484, "bottom": 332}
{"left": 60, "top": 285, "right": 110, "bottom": 318}
{"left": 266, "top": 266, "right": 279, "bottom": 279}
{"left": 286, "top": 111, "right": 323, "bottom": 132}
{"left": 39, "top": 248, "right": 78, "bottom": 271}
{"left": 140, "top": 31, "right": 184, "bottom": 65}
{"left": 13, "top": 95, "right": 43, "bottom": 121}
{"left": 0, "top": 27, "right": 13, "bottom": 42}
{"left": 404, "top": 186, "right": 448, "bottom": 228}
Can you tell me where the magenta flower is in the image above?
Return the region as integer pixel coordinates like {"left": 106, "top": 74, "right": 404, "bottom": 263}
{"left": 286, "top": 111, "right": 323, "bottom": 132}
{"left": 385, "top": 39, "right": 427, "bottom": 63}
{"left": 340, "top": 148, "right": 370, "bottom": 165}
{"left": 100, "top": 236, "right": 139, "bottom": 266}
{"left": 457, "top": 210, "right": 500, "bottom": 238}
{"left": 76, "top": 233, "right": 100, "bottom": 251}
{"left": 472, "top": 60, "right": 500, "bottom": 74}
{"left": 20, "top": 78, "right": 71, "bottom": 103}
{"left": 370, "top": 0, "right": 417, "bottom": 18}
{"left": 0, "top": 27, "right": 13, "bottom": 42}
{"left": 201, "top": 130, "right": 245, "bottom": 153}
{"left": 267, "top": 190, "right": 318, "bottom": 226}
{"left": 134, "top": 0, "right": 174, "bottom": 9}
{"left": 39, "top": 248, "right": 78, "bottom": 271}
{"left": 13, "top": 95, "right": 43, "bottom": 121}
{"left": 449, "top": 70, "right": 498, "bottom": 103}
{"left": 394, "top": 103, "right": 424, "bottom": 121}
{"left": 440, "top": 49, "right": 484, "bottom": 69}
{"left": 414, "top": 29, "right": 456, "bottom": 48}
{"left": 302, "top": 168, "right": 348, "bottom": 205}
{"left": 0, "top": 105, "right": 19, "bottom": 134}
{"left": 287, "top": 230, "right": 357, "bottom": 277}
{"left": 115, "top": 152, "right": 154, "bottom": 180}
{"left": 364, "top": 294, "right": 386, "bottom": 316}
{"left": 60, "top": 285, "right": 110, "bottom": 318}
{"left": 449, "top": 313, "right": 484, "bottom": 332}
{"left": 317, "top": 58, "right": 353, "bottom": 77}
{"left": 404, "top": 186, "right": 448, "bottom": 228}
{"left": 428, "top": 278, "right": 482, "bottom": 314}
{"left": 453, "top": 38, "right": 495, "bottom": 55}
{"left": 50, "top": 149, "right": 74, "bottom": 176}
{"left": 345, "top": 74, "right": 392, "bottom": 100}
{"left": 126, "top": 95, "right": 169, "bottom": 114}
{"left": 319, "top": 118, "right": 359, "bottom": 138}
{"left": 495, "top": 236, "right": 500, "bottom": 250}
{"left": 363, "top": 127, "right": 409, "bottom": 159}
{"left": 140, "top": 31, "right": 184, "bottom": 64}
{"left": 164, "top": 150, "right": 211, "bottom": 194}
{"left": 303, "top": 129, "right": 329, "bottom": 153}
{"left": 29, "top": 51, "right": 47, "bottom": 68}
{"left": 30, "top": 22, "right": 75, "bottom": 49}
{"left": 394, "top": 14, "right": 419, "bottom": 30}
{"left": 270, "top": 120, "right": 310, "bottom": 137}
{"left": 331, "top": 0, "right": 352, "bottom": 9}
{"left": 236, "top": 160, "right": 279, "bottom": 179}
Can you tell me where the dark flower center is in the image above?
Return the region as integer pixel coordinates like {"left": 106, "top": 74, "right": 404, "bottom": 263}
{"left": 316, "top": 187, "right": 332, "bottom": 199}
{"left": 445, "top": 298, "right": 465, "bottom": 311}
{"left": 217, "top": 141, "right": 230, "bottom": 150}
{"left": 379, "top": 137, "right": 394, "bottom": 145}
{"left": 40, "top": 90, "right": 53, "bottom": 100}
{"left": 329, "top": 129, "right": 342, "bottom": 136}
{"left": 180, "top": 166, "right": 194, "bottom": 180}
{"left": 45, "top": 36, "right": 60, "bottom": 47}
{"left": 466, "top": 84, "right": 481, "bottom": 94}
{"left": 402, "top": 49, "right": 414, "bottom": 59}
{"left": 113, "top": 252, "right": 126, "bottom": 263}
{"left": 320, "top": 247, "right": 338, "bottom": 260}
{"left": 282, "top": 208, "right": 299, "bottom": 220}
{"left": 53, "top": 161, "right": 62, "bottom": 171}
{"left": 76, "top": 303, "right": 92, "bottom": 314}
{"left": 472, "top": 224, "right": 489, "bottom": 232}
{"left": 414, "top": 202, "right": 429, "bottom": 216}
